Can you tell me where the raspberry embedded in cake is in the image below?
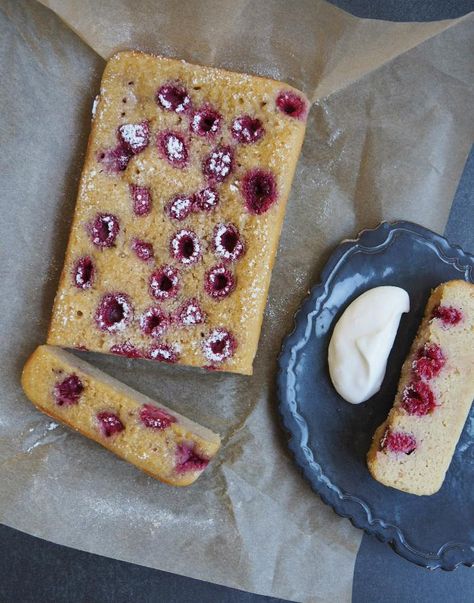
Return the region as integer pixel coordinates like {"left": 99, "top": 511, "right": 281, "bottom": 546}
{"left": 54, "top": 374, "right": 84, "bottom": 406}
{"left": 110, "top": 341, "right": 143, "bottom": 358}
{"left": 202, "top": 328, "right": 236, "bottom": 364}
{"left": 95, "top": 292, "right": 133, "bottom": 332}
{"left": 242, "top": 169, "right": 277, "bottom": 214}
{"left": 191, "top": 105, "right": 222, "bottom": 138}
{"left": 73, "top": 256, "right": 95, "bottom": 289}
{"left": 193, "top": 186, "right": 219, "bottom": 212}
{"left": 129, "top": 184, "right": 152, "bottom": 216}
{"left": 205, "top": 264, "right": 235, "bottom": 299}
{"left": 131, "top": 238, "right": 154, "bottom": 262}
{"left": 157, "top": 131, "right": 189, "bottom": 168}
{"left": 148, "top": 343, "right": 180, "bottom": 364}
{"left": 175, "top": 442, "right": 209, "bottom": 473}
{"left": 231, "top": 116, "right": 264, "bottom": 144}
{"left": 276, "top": 90, "right": 308, "bottom": 120}
{"left": 156, "top": 83, "right": 191, "bottom": 114}
{"left": 139, "top": 404, "right": 176, "bottom": 430}
{"left": 175, "top": 298, "right": 206, "bottom": 326}
{"left": 98, "top": 143, "right": 132, "bottom": 173}
{"left": 401, "top": 380, "right": 436, "bottom": 416}
{"left": 140, "top": 306, "right": 170, "bottom": 338}
{"left": 118, "top": 121, "right": 150, "bottom": 154}
{"left": 212, "top": 223, "right": 245, "bottom": 262}
{"left": 165, "top": 193, "right": 194, "bottom": 221}
{"left": 96, "top": 411, "right": 125, "bottom": 437}
{"left": 170, "top": 229, "right": 202, "bottom": 265}
{"left": 149, "top": 265, "right": 180, "bottom": 301}
{"left": 203, "top": 146, "right": 234, "bottom": 182}
{"left": 89, "top": 213, "right": 120, "bottom": 248}
{"left": 413, "top": 343, "right": 446, "bottom": 380}
{"left": 432, "top": 305, "right": 462, "bottom": 326}
{"left": 381, "top": 430, "right": 417, "bottom": 455}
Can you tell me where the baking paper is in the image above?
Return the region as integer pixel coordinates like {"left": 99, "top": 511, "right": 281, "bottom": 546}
{"left": 1, "top": 1, "right": 473, "bottom": 601}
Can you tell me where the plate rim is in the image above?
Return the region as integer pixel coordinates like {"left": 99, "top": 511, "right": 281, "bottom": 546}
{"left": 277, "top": 220, "right": 474, "bottom": 570}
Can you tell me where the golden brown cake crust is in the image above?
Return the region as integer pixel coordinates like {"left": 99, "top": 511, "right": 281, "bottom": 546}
{"left": 22, "top": 345, "right": 221, "bottom": 486}
{"left": 367, "top": 280, "right": 474, "bottom": 495}
{"left": 47, "top": 51, "right": 308, "bottom": 374}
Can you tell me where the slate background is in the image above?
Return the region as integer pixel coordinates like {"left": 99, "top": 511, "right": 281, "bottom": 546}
{"left": 1, "top": 1, "right": 473, "bottom": 601}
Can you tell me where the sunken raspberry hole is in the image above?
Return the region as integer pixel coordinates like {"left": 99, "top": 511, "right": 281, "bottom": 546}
{"left": 191, "top": 106, "right": 221, "bottom": 137}
{"left": 213, "top": 223, "right": 244, "bottom": 262}
{"left": 202, "top": 328, "right": 237, "bottom": 363}
{"left": 89, "top": 213, "right": 120, "bottom": 248}
{"left": 156, "top": 84, "right": 191, "bottom": 113}
{"left": 95, "top": 293, "right": 133, "bottom": 332}
{"left": 170, "top": 230, "right": 201, "bottom": 265}
{"left": 97, "top": 411, "right": 125, "bottom": 437}
{"left": 401, "top": 380, "right": 436, "bottom": 416}
{"left": 140, "top": 306, "right": 170, "bottom": 338}
{"left": 73, "top": 256, "right": 94, "bottom": 289}
{"left": 205, "top": 265, "right": 235, "bottom": 299}
{"left": 54, "top": 374, "right": 84, "bottom": 406}
{"left": 382, "top": 430, "right": 417, "bottom": 454}
{"left": 149, "top": 266, "right": 180, "bottom": 301}
{"left": 139, "top": 404, "right": 176, "bottom": 430}
{"left": 242, "top": 169, "right": 277, "bottom": 215}
{"left": 432, "top": 305, "right": 462, "bottom": 326}
{"left": 276, "top": 90, "right": 308, "bottom": 120}
{"left": 175, "top": 443, "right": 209, "bottom": 473}
{"left": 231, "top": 116, "right": 264, "bottom": 144}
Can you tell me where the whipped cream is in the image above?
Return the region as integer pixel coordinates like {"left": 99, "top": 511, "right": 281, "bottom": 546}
{"left": 328, "top": 286, "right": 410, "bottom": 404}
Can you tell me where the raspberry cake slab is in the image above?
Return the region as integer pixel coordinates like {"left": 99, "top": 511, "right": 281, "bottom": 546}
{"left": 22, "top": 345, "right": 221, "bottom": 486}
{"left": 47, "top": 51, "right": 308, "bottom": 374}
{"left": 368, "top": 280, "right": 474, "bottom": 495}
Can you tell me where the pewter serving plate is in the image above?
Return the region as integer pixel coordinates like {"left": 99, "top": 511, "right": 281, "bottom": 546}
{"left": 278, "top": 221, "right": 474, "bottom": 570}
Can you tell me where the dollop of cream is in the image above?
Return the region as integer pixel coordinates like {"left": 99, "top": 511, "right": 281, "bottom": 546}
{"left": 328, "top": 286, "right": 410, "bottom": 404}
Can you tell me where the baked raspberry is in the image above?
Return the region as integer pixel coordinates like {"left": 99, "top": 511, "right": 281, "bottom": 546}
{"left": 231, "top": 115, "right": 264, "bottom": 144}
{"left": 165, "top": 194, "right": 194, "bottom": 221}
{"left": 242, "top": 169, "right": 277, "bottom": 215}
{"left": 193, "top": 186, "right": 219, "bottom": 212}
{"left": 98, "top": 143, "right": 132, "bottom": 173}
{"left": 148, "top": 343, "right": 180, "bottom": 364}
{"left": 276, "top": 90, "right": 308, "bottom": 120}
{"left": 97, "top": 411, "right": 124, "bottom": 437}
{"left": 202, "top": 328, "right": 237, "bottom": 363}
{"left": 402, "top": 381, "right": 436, "bottom": 416}
{"left": 139, "top": 404, "right": 176, "bottom": 430}
{"left": 110, "top": 341, "right": 143, "bottom": 358}
{"left": 131, "top": 238, "right": 154, "bottom": 262}
{"left": 157, "top": 131, "right": 189, "bottom": 168}
{"left": 175, "top": 443, "right": 209, "bottom": 473}
{"left": 73, "top": 256, "right": 95, "bottom": 289}
{"left": 175, "top": 298, "right": 206, "bottom": 326}
{"left": 212, "top": 223, "right": 245, "bottom": 262}
{"left": 149, "top": 265, "right": 180, "bottom": 301}
{"left": 89, "top": 213, "right": 120, "bottom": 248}
{"left": 156, "top": 83, "right": 191, "bottom": 114}
{"left": 140, "top": 306, "right": 170, "bottom": 338}
{"left": 53, "top": 374, "right": 84, "bottom": 406}
{"left": 129, "top": 184, "right": 152, "bottom": 216}
{"left": 170, "top": 229, "right": 202, "bottom": 265}
{"left": 202, "top": 146, "right": 233, "bottom": 182}
{"left": 413, "top": 343, "right": 446, "bottom": 380}
{"left": 205, "top": 264, "right": 235, "bottom": 299}
{"left": 190, "top": 105, "right": 221, "bottom": 138}
{"left": 381, "top": 430, "right": 417, "bottom": 454}
{"left": 118, "top": 121, "right": 150, "bottom": 154}
{"left": 95, "top": 293, "right": 133, "bottom": 332}
{"left": 432, "top": 305, "right": 463, "bottom": 326}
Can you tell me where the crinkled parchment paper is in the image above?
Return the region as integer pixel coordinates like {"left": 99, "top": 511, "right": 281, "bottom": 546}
{"left": 1, "top": 1, "right": 473, "bottom": 601}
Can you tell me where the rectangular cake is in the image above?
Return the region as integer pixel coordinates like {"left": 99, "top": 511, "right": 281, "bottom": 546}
{"left": 22, "top": 345, "right": 221, "bottom": 486}
{"left": 47, "top": 50, "right": 308, "bottom": 374}
{"left": 367, "top": 280, "right": 474, "bottom": 495}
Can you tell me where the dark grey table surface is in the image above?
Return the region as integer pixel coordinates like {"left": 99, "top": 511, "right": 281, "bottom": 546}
{"left": 1, "top": 1, "right": 473, "bottom": 602}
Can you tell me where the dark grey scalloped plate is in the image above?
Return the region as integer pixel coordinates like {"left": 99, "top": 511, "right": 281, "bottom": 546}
{"left": 278, "top": 221, "right": 474, "bottom": 570}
